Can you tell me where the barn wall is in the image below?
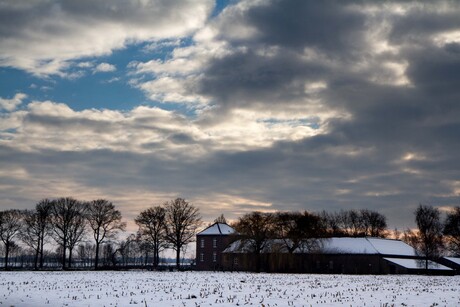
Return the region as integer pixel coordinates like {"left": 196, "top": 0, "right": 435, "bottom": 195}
{"left": 223, "top": 253, "right": 401, "bottom": 274}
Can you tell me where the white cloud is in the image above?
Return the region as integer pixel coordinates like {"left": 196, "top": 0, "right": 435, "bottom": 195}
{"left": 77, "top": 61, "right": 94, "bottom": 68}
{"left": 93, "top": 62, "right": 117, "bottom": 73}
{"left": 0, "top": 93, "right": 27, "bottom": 111}
{"left": 0, "top": 100, "right": 326, "bottom": 154}
{"left": 0, "top": 0, "right": 214, "bottom": 76}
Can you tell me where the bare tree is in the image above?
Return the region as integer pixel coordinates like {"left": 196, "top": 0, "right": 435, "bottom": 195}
{"left": 274, "top": 211, "right": 326, "bottom": 253}
{"left": 320, "top": 209, "right": 387, "bottom": 237}
{"left": 50, "top": 197, "right": 87, "bottom": 269}
{"left": 164, "top": 198, "right": 201, "bottom": 269}
{"left": 233, "top": 211, "right": 275, "bottom": 272}
{"left": 0, "top": 209, "right": 23, "bottom": 269}
{"left": 21, "top": 210, "right": 42, "bottom": 269}
{"left": 444, "top": 206, "right": 460, "bottom": 256}
{"left": 67, "top": 202, "right": 87, "bottom": 268}
{"left": 135, "top": 206, "right": 167, "bottom": 269}
{"left": 20, "top": 199, "right": 53, "bottom": 269}
{"left": 414, "top": 204, "right": 444, "bottom": 270}
{"left": 320, "top": 210, "right": 346, "bottom": 236}
{"left": 360, "top": 209, "right": 387, "bottom": 237}
{"left": 346, "top": 209, "right": 364, "bottom": 236}
{"left": 118, "top": 234, "right": 137, "bottom": 267}
{"left": 86, "top": 199, "right": 126, "bottom": 270}
{"left": 214, "top": 214, "right": 228, "bottom": 224}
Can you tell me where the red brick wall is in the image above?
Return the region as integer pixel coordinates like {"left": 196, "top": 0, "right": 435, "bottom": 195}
{"left": 196, "top": 234, "right": 231, "bottom": 270}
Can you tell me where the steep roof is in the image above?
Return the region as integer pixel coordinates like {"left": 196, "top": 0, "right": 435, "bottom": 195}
{"left": 197, "top": 222, "right": 235, "bottom": 236}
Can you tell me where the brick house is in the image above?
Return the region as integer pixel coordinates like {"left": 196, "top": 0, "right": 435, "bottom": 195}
{"left": 195, "top": 222, "right": 235, "bottom": 270}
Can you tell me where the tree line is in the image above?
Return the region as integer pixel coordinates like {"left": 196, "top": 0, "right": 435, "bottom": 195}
{"left": 1, "top": 199, "right": 460, "bottom": 271}
{"left": 0, "top": 197, "right": 201, "bottom": 270}
{"left": 230, "top": 205, "right": 460, "bottom": 272}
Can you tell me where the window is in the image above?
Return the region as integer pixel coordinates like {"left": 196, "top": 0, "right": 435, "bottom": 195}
{"left": 213, "top": 252, "right": 217, "bottom": 262}
{"left": 213, "top": 238, "right": 217, "bottom": 248}
{"left": 200, "top": 253, "right": 204, "bottom": 262}
{"left": 233, "top": 257, "right": 238, "bottom": 266}
{"left": 200, "top": 238, "right": 204, "bottom": 248}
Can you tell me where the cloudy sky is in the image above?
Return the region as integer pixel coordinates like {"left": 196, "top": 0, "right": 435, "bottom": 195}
{"left": 1, "top": 0, "right": 460, "bottom": 231}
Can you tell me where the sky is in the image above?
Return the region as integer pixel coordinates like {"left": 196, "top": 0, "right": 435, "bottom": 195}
{"left": 1, "top": 0, "right": 460, "bottom": 232}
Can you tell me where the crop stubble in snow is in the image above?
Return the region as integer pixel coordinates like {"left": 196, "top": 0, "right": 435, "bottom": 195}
{"left": 0, "top": 271, "right": 459, "bottom": 306}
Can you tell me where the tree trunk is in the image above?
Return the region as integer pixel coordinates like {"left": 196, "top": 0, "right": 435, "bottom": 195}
{"left": 4, "top": 243, "right": 9, "bottom": 270}
{"left": 68, "top": 248, "right": 73, "bottom": 269}
{"left": 62, "top": 240, "right": 67, "bottom": 270}
{"left": 34, "top": 246, "right": 40, "bottom": 270}
{"left": 154, "top": 246, "right": 159, "bottom": 268}
{"left": 39, "top": 235, "right": 45, "bottom": 269}
{"left": 176, "top": 248, "right": 181, "bottom": 270}
{"left": 94, "top": 242, "right": 100, "bottom": 270}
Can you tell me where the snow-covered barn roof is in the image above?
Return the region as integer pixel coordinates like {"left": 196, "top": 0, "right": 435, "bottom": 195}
{"left": 444, "top": 257, "right": 460, "bottom": 265}
{"left": 224, "top": 239, "right": 288, "bottom": 253}
{"left": 384, "top": 258, "right": 452, "bottom": 271}
{"left": 321, "top": 237, "right": 417, "bottom": 256}
{"left": 197, "top": 222, "right": 235, "bottom": 236}
{"left": 223, "top": 237, "right": 418, "bottom": 256}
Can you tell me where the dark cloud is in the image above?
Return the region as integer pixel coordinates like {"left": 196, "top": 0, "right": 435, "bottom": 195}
{"left": 388, "top": 3, "right": 460, "bottom": 45}
{"left": 197, "top": 48, "right": 328, "bottom": 107}
{"left": 2, "top": 0, "right": 460, "bottom": 230}
{"left": 243, "top": 0, "right": 366, "bottom": 52}
{"left": 193, "top": 0, "right": 460, "bottom": 224}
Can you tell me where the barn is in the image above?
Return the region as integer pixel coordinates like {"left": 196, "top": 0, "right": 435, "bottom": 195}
{"left": 439, "top": 257, "right": 460, "bottom": 274}
{"left": 221, "top": 237, "right": 454, "bottom": 275}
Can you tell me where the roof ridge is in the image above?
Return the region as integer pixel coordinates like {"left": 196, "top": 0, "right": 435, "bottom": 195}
{"left": 216, "top": 222, "right": 222, "bottom": 234}
{"left": 365, "top": 237, "right": 380, "bottom": 254}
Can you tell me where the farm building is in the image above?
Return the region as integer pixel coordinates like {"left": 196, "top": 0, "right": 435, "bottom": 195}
{"left": 439, "top": 257, "right": 460, "bottom": 274}
{"left": 221, "top": 237, "right": 454, "bottom": 275}
{"left": 195, "top": 222, "right": 235, "bottom": 271}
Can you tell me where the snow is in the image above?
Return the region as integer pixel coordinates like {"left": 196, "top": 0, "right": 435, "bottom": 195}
{"left": 366, "top": 237, "right": 417, "bottom": 256}
{"left": 320, "top": 237, "right": 378, "bottom": 254}
{"left": 0, "top": 271, "right": 459, "bottom": 306}
{"left": 321, "top": 237, "right": 418, "bottom": 255}
{"left": 223, "top": 239, "right": 288, "bottom": 253}
{"left": 384, "top": 258, "right": 453, "bottom": 270}
{"left": 198, "top": 223, "right": 235, "bottom": 235}
{"left": 224, "top": 239, "right": 254, "bottom": 253}
{"left": 445, "top": 257, "right": 460, "bottom": 265}
{"left": 224, "top": 237, "right": 419, "bottom": 256}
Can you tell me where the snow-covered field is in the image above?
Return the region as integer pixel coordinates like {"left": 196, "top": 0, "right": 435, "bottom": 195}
{"left": 1, "top": 271, "right": 459, "bottom": 306}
